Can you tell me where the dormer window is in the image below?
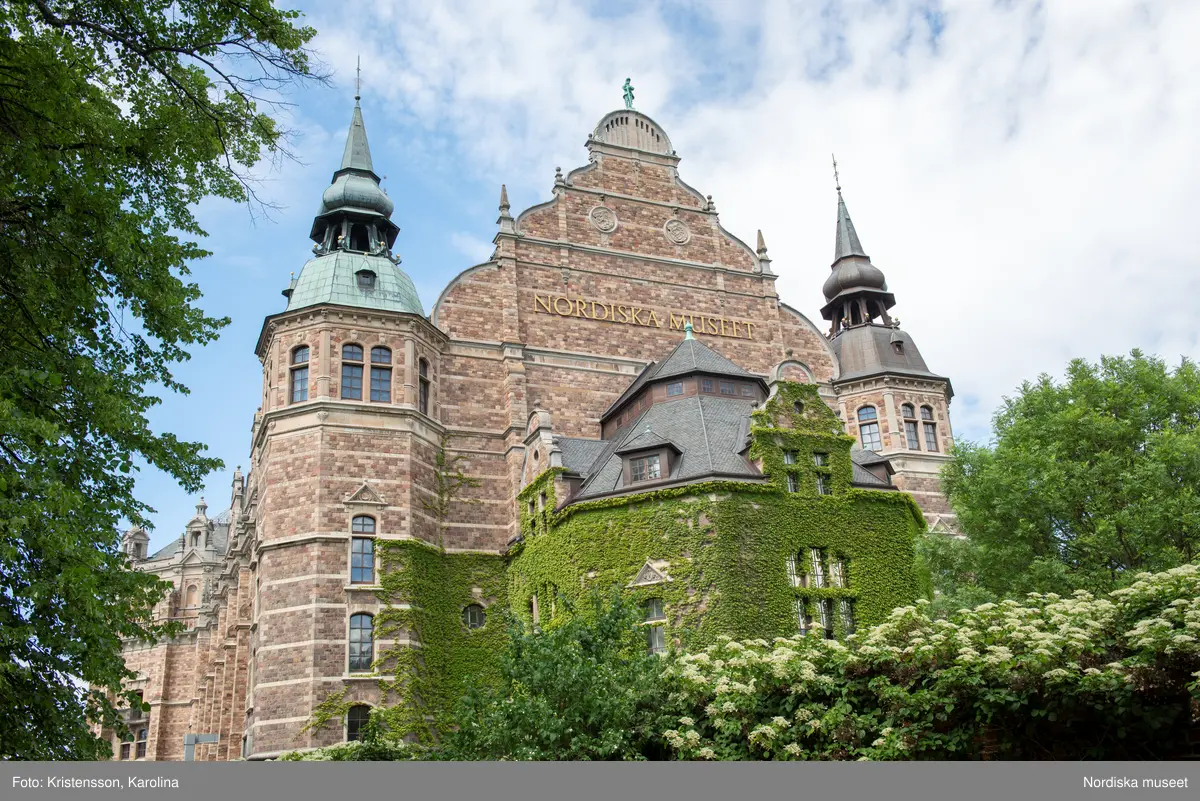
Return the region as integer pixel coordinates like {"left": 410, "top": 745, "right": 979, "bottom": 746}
{"left": 630, "top": 453, "right": 661, "bottom": 482}
{"left": 666, "top": 381, "right": 683, "bottom": 397}
{"left": 356, "top": 270, "right": 376, "bottom": 290}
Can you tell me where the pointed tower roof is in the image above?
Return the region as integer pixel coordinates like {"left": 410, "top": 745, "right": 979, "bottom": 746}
{"left": 339, "top": 99, "right": 375, "bottom": 173}
{"left": 833, "top": 190, "right": 868, "bottom": 262}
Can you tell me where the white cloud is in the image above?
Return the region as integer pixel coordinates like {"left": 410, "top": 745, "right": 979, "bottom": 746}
{"left": 295, "top": 0, "right": 1199, "bottom": 444}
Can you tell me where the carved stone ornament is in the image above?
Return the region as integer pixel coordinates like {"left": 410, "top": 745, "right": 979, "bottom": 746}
{"left": 345, "top": 482, "right": 387, "bottom": 506}
{"left": 588, "top": 205, "right": 618, "bottom": 233}
{"left": 316, "top": 410, "right": 329, "bottom": 422}
{"left": 663, "top": 218, "right": 691, "bottom": 245}
{"left": 627, "top": 561, "right": 671, "bottom": 587}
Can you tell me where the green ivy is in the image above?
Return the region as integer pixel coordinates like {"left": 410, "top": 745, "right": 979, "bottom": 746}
{"left": 509, "top": 383, "right": 926, "bottom": 647}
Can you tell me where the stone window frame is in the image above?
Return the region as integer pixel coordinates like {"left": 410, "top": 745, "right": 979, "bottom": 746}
{"left": 856, "top": 405, "right": 882, "bottom": 451}
{"left": 347, "top": 611, "right": 375, "bottom": 674}
{"left": 350, "top": 536, "right": 375, "bottom": 585}
{"left": 341, "top": 343, "right": 365, "bottom": 400}
{"left": 345, "top": 703, "right": 373, "bottom": 743}
{"left": 369, "top": 346, "right": 392, "bottom": 403}
{"left": 921, "top": 405, "right": 939, "bottom": 451}
{"left": 290, "top": 344, "right": 310, "bottom": 404}
{"left": 418, "top": 356, "right": 431, "bottom": 416}
{"left": 463, "top": 603, "right": 487, "bottom": 630}
{"left": 643, "top": 598, "right": 667, "bottom": 655}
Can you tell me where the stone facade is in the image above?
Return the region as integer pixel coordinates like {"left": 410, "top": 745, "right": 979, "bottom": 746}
{"left": 108, "top": 101, "right": 956, "bottom": 761}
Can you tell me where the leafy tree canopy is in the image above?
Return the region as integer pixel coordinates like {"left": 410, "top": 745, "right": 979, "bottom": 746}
{"left": 0, "top": 0, "right": 317, "bottom": 759}
{"left": 932, "top": 350, "right": 1200, "bottom": 604}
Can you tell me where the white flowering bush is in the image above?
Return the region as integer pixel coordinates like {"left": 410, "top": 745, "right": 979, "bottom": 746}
{"left": 661, "top": 564, "right": 1200, "bottom": 760}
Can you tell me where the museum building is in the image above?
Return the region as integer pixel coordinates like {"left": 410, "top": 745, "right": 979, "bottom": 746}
{"left": 105, "top": 92, "right": 955, "bottom": 761}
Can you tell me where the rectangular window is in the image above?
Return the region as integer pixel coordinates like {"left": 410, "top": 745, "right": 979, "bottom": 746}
{"left": 812, "top": 452, "right": 828, "bottom": 467}
{"left": 644, "top": 598, "right": 665, "bottom": 622}
{"left": 120, "top": 743, "right": 131, "bottom": 760}
{"left": 419, "top": 378, "right": 430, "bottom": 415}
{"left": 647, "top": 624, "right": 666, "bottom": 655}
{"left": 783, "top": 450, "right": 797, "bottom": 465}
{"left": 719, "top": 381, "right": 736, "bottom": 396}
{"left": 341, "top": 364, "right": 363, "bottom": 400}
{"left": 796, "top": 599, "right": 811, "bottom": 635}
{"left": 701, "top": 378, "right": 713, "bottom": 392}
{"left": 819, "top": 599, "right": 834, "bottom": 639}
{"left": 786, "top": 554, "right": 799, "bottom": 587}
{"left": 859, "top": 422, "right": 882, "bottom": 451}
{"left": 810, "top": 548, "right": 826, "bottom": 588}
{"left": 630, "top": 454, "right": 662, "bottom": 482}
{"left": 840, "top": 599, "right": 856, "bottom": 634}
{"left": 369, "top": 366, "right": 391, "bottom": 402}
{"left": 527, "top": 500, "right": 535, "bottom": 517}
{"left": 666, "top": 381, "right": 683, "bottom": 396}
{"left": 830, "top": 559, "right": 844, "bottom": 587}
{"left": 906, "top": 420, "right": 920, "bottom": 450}
{"left": 290, "top": 366, "right": 308, "bottom": 403}
{"left": 816, "top": 475, "right": 830, "bottom": 495}
{"left": 741, "top": 385, "right": 754, "bottom": 397}
{"left": 351, "top": 538, "right": 374, "bottom": 584}
{"left": 786, "top": 474, "right": 798, "bottom": 493}
{"left": 924, "top": 423, "right": 939, "bottom": 451}
{"left": 136, "top": 740, "right": 146, "bottom": 759}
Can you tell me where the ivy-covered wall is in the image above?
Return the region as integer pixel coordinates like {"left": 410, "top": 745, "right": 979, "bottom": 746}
{"left": 509, "top": 383, "right": 926, "bottom": 648}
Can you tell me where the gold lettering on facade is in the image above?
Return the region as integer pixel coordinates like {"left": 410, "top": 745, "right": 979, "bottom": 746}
{"left": 533, "top": 294, "right": 755, "bottom": 340}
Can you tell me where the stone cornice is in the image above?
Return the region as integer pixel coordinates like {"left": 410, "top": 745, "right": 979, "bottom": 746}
{"left": 255, "top": 303, "right": 448, "bottom": 359}
{"left": 253, "top": 398, "right": 447, "bottom": 452}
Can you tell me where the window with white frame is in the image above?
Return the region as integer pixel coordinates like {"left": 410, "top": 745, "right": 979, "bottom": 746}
{"left": 857, "top": 407, "right": 882, "bottom": 451}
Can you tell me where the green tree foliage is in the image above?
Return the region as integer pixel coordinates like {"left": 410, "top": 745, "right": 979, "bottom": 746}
{"left": 936, "top": 351, "right": 1200, "bottom": 601}
{"left": 444, "top": 591, "right": 673, "bottom": 760}
{"left": 662, "top": 564, "right": 1200, "bottom": 760}
{"left": 0, "top": 0, "right": 317, "bottom": 759}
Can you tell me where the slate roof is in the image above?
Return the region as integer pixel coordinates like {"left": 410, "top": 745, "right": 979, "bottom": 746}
{"left": 602, "top": 337, "right": 762, "bottom": 420}
{"left": 578, "top": 394, "right": 762, "bottom": 499}
{"left": 849, "top": 449, "right": 892, "bottom": 488}
{"left": 831, "top": 324, "right": 949, "bottom": 390}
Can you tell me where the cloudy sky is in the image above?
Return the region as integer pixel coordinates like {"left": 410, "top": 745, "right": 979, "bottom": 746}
{"left": 139, "top": 0, "right": 1200, "bottom": 550}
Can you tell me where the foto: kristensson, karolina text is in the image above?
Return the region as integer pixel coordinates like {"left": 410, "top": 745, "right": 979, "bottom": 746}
{"left": 12, "top": 776, "right": 180, "bottom": 789}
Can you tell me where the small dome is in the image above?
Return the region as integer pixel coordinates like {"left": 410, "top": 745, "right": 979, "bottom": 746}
{"left": 822, "top": 256, "right": 888, "bottom": 301}
{"left": 321, "top": 171, "right": 394, "bottom": 218}
{"left": 591, "top": 110, "right": 673, "bottom": 155}
{"left": 287, "top": 251, "right": 424, "bottom": 315}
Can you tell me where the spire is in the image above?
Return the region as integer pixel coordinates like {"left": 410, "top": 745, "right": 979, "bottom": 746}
{"left": 684, "top": 321, "right": 695, "bottom": 340}
{"left": 339, "top": 101, "right": 374, "bottom": 173}
{"left": 832, "top": 155, "right": 867, "bottom": 263}
{"left": 499, "top": 183, "right": 510, "bottom": 215}
{"left": 497, "top": 183, "right": 515, "bottom": 234}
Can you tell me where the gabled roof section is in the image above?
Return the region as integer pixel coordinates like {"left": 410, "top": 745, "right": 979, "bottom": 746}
{"left": 601, "top": 337, "right": 763, "bottom": 422}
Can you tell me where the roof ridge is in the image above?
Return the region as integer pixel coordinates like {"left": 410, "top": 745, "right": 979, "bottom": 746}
{"left": 693, "top": 395, "right": 715, "bottom": 474}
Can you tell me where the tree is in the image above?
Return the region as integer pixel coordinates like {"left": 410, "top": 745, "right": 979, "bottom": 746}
{"left": 444, "top": 591, "right": 673, "bottom": 761}
{"left": 0, "top": 0, "right": 318, "bottom": 759}
{"left": 936, "top": 351, "right": 1200, "bottom": 601}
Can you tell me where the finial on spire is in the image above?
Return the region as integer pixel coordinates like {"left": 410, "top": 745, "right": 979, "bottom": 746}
{"left": 756, "top": 229, "right": 767, "bottom": 256}
{"left": 684, "top": 321, "right": 695, "bottom": 340}
{"left": 355, "top": 55, "right": 362, "bottom": 103}
{"left": 832, "top": 153, "right": 841, "bottom": 194}
{"left": 499, "top": 183, "right": 510, "bottom": 213}
{"left": 622, "top": 77, "right": 635, "bottom": 109}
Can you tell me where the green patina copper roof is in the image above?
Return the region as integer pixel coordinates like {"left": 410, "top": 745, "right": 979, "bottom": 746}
{"left": 286, "top": 250, "right": 424, "bottom": 315}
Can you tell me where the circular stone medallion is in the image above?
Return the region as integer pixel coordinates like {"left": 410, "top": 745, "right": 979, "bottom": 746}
{"left": 664, "top": 218, "right": 691, "bottom": 245}
{"left": 589, "top": 206, "right": 618, "bottom": 233}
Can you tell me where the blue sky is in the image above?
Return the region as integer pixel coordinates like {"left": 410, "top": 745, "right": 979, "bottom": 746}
{"left": 137, "top": 0, "right": 1200, "bottom": 551}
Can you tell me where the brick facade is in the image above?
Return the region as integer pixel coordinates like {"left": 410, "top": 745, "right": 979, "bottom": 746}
{"left": 109, "top": 104, "right": 956, "bottom": 760}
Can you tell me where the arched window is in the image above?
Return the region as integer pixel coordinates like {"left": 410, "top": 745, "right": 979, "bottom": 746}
{"left": 341, "top": 344, "right": 364, "bottom": 400}
{"left": 463, "top": 604, "right": 486, "bottom": 630}
{"left": 369, "top": 347, "right": 391, "bottom": 403}
{"left": 418, "top": 358, "right": 430, "bottom": 416}
{"left": 346, "top": 705, "right": 371, "bottom": 742}
{"left": 856, "top": 406, "right": 882, "bottom": 451}
{"left": 901, "top": 404, "right": 919, "bottom": 450}
{"left": 290, "top": 345, "right": 310, "bottom": 404}
{"left": 921, "top": 406, "right": 938, "bottom": 451}
{"left": 348, "top": 613, "right": 373, "bottom": 672}
{"left": 351, "top": 515, "right": 375, "bottom": 534}
{"left": 185, "top": 584, "right": 198, "bottom": 607}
